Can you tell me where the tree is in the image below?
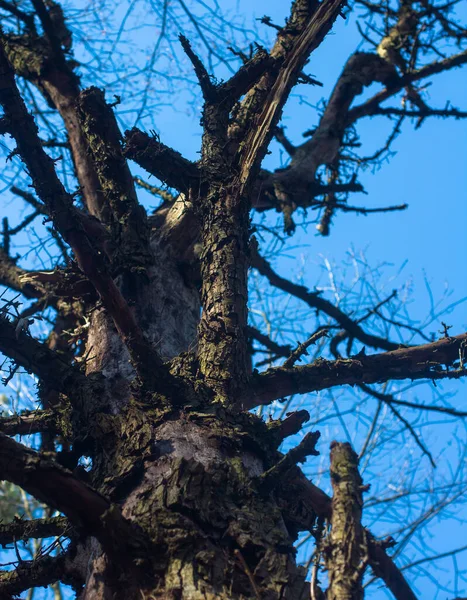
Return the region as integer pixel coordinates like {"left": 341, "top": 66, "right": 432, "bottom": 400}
{"left": 0, "top": 0, "right": 466, "bottom": 598}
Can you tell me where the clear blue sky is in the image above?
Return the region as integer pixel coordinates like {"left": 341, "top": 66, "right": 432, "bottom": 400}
{"left": 1, "top": 0, "right": 466, "bottom": 597}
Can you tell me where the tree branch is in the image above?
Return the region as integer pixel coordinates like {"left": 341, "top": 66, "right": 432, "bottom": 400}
{"left": 234, "top": 0, "right": 345, "bottom": 192}
{"left": 76, "top": 87, "right": 152, "bottom": 274}
{"left": 267, "top": 409, "right": 310, "bottom": 443}
{"left": 258, "top": 431, "right": 320, "bottom": 494}
{"left": 247, "top": 52, "right": 397, "bottom": 222}
{"left": 247, "top": 325, "right": 292, "bottom": 358}
{"left": 368, "top": 542, "right": 418, "bottom": 600}
{"left": 283, "top": 329, "right": 329, "bottom": 368}
{"left": 0, "top": 433, "right": 151, "bottom": 563}
{"left": 360, "top": 382, "right": 467, "bottom": 418}
{"left": 0, "top": 516, "right": 69, "bottom": 547}
{"left": 0, "top": 314, "right": 86, "bottom": 398}
{"left": 220, "top": 46, "right": 274, "bottom": 103}
{"left": 279, "top": 466, "right": 419, "bottom": 600}
{"left": 0, "top": 408, "right": 57, "bottom": 436}
{"left": 3, "top": 28, "right": 104, "bottom": 218}
{"left": 179, "top": 34, "right": 216, "bottom": 102}
{"left": 367, "top": 106, "right": 467, "bottom": 119}
{"left": 347, "top": 50, "right": 467, "bottom": 124}
{"left": 0, "top": 42, "right": 166, "bottom": 385}
{"left": 250, "top": 240, "right": 401, "bottom": 352}
{"left": 0, "top": 552, "right": 71, "bottom": 596}
{"left": 0, "top": 249, "right": 46, "bottom": 299}
{"left": 241, "top": 332, "right": 467, "bottom": 409}
{"left": 0, "top": 432, "right": 109, "bottom": 528}
{"left": 124, "top": 128, "right": 201, "bottom": 194}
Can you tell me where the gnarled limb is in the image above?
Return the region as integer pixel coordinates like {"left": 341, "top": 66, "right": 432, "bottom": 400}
{"left": 3, "top": 8, "right": 103, "bottom": 218}
{"left": 242, "top": 331, "right": 467, "bottom": 408}
{"left": 234, "top": 0, "right": 345, "bottom": 188}
{"left": 0, "top": 248, "right": 46, "bottom": 298}
{"left": 124, "top": 128, "right": 201, "bottom": 193}
{"left": 196, "top": 0, "right": 345, "bottom": 401}
{"left": 76, "top": 87, "right": 152, "bottom": 275}
{"left": 279, "top": 465, "right": 419, "bottom": 600}
{"left": 0, "top": 432, "right": 151, "bottom": 564}
{"left": 0, "top": 314, "right": 86, "bottom": 398}
{"left": 0, "top": 552, "right": 73, "bottom": 597}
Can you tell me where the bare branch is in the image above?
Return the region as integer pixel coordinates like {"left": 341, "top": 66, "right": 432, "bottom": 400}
{"left": 348, "top": 50, "right": 467, "bottom": 124}
{"left": 0, "top": 516, "right": 69, "bottom": 547}
{"left": 250, "top": 240, "right": 401, "bottom": 352}
{"left": 283, "top": 329, "right": 329, "bottom": 368}
{"left": 0, "top": 552, "right": 70, "bottom": 596}
{"left": 0, "top": 0, "right": 36, "bottom": 30}
{"left": 0, "top": 314, "right": 86, "bottom": 397}
{"left": 247, "top": 325, "right": 292, "bottom": 358}
{"left": 367, "top": 106, "right": 467, "bottom": 119}
{"left": 360, "top": 383, "right": 467, "bottom": 417}
{"left": 278, "top": 462, "right": 419, "bottom": 600}
{"left": 76, "top": 87, "right": 152, "bottom": 273}
{"left": 0, "top": 408, "right": 57, "bottom": 436}
{"left": 3, "top": 27, "right": 104, "bottom": 218}
{"left": 312, "top": 200, "right": 408, "bottom": 215}
{"left": 242, "top": 332, "right": 467, "bottom": 409}
{"left": 267, "top": 409, "right": 310, "bottom": 443}
{"left": 124, "top": 128, "right": 201, "bottom": 194}
{"left": 0, "top": 432, "right": 109, "bottom": 527}
{"left": 258, "top": 431, "right": 320, "bottom": 494}
{"left": 179, "top": 34, "right": 216, "bottom": 101}
{"left": 368, "top": 543, "right": 419, "bottom": 600}
{"left": 234, "top": 0, "right": 345, "bottom": 192}
{"left": 220, "top": 47, "right": 274, "bottom": 103}
{"left": 134, "top": 177, "right": 176, "bottom": 203}
{"left": 30, "top": 0, "right": 69, "bottom": 67}
{"left": 0, "top": 432, "right": 151, "bottom": 562}
{"left": 275, "top": 126, "right": 296, "bottom": 156}
{"left": 0, "top": 249, "right": 46, "bottom": 299}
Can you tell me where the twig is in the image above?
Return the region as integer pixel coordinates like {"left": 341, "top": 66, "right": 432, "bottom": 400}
{"left": 234, "top": 549, "right": 262, "bottom": 600}
{"left": 283, "top": 329, "right": 329, "bottom": 368}
{"left": 258, "top": 431, "right": 320, "bottom": 494}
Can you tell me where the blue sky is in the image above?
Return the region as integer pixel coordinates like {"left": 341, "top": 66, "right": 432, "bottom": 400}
{"left": 155, "top": 1, "right": 467, "bottom": 335}
{"left": 146, "top": 0, "right": 466, "bottom": 337}
{"left": 1, "top": 0, "right": 467, "bottom": 597}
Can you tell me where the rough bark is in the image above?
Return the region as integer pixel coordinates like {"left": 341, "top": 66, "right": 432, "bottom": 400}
{"left": 325, "top": 442, "right": 366, "bottom": 600}
{"left": 1, "top": 0, "right": 466, "bottom": 598}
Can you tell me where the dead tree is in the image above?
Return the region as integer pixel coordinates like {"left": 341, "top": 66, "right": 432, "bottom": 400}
{"left": 0, "top": 0, "right": 466, "bottom": 598}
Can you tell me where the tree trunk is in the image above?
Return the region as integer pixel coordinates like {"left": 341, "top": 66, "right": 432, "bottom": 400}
{"left": 75, "top": 218, "right": 306, "bottom": 599}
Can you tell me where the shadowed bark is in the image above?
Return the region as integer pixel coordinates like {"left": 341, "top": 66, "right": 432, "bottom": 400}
{"left": 326, "top": 442, "right": 366, "bottom": 600}
{"left": 0, "top": 0, "right": 466, "bottom": 597}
